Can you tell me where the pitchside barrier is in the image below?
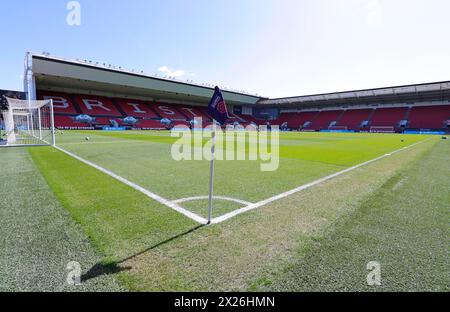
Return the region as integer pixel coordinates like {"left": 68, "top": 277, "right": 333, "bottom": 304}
{"left": 328, "top": 126, "right": 348, "bottom": 131}
{"left": 370, "top": 126, "right": 395, "bottom": 133}
{"left": 403, "top": 130, "right": 447, "bottom": 135}
{"left": 321, "top": 129, "right": 355, "bottom": 133}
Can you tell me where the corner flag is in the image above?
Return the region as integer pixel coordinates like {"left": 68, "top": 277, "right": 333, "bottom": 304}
{"left": 208, "top": 86, "right": 229, "bottom": 125}
{"left": 206, "top": 86, "right": 228, "bottom": 224}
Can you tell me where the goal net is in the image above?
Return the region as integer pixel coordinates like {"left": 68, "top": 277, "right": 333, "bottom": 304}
{"left": 370, "top": 126, "right": 395, "bottom": 133}
{"left": 1, "top": 97, "right": 55, "bottom": 146}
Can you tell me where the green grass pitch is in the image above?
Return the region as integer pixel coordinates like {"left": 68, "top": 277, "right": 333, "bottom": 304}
{"left": 1, "top": 130, "right": 448, "bottom": 291}
{"left": 37, "top": 130, "right": 428, "bottom": 219}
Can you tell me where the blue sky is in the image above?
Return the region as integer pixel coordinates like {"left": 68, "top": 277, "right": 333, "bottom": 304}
{"left": 1, "top": 0, "right": 449, "bottom": 98}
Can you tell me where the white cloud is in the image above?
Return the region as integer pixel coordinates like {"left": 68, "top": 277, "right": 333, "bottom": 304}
{"left": 158, "top": 66, "right": 186, "bottom": 77}
{"left": 366, "top": 0, "right": 383, "bottom": 26}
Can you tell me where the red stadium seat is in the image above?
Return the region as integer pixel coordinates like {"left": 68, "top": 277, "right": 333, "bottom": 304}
{"left": 305, "top": 110, "right": 342, "bottom": 130}
{"left": 151, "top": 103, "right": 187, "bottom": 120}
{"left": 93, "top": 117, "right": 124, "bottom": 126}
{"left": 370, "top": 107, "right": 407, "bottom": 128}
{"left": 74, "top": 94, "right": 122, "bottom": 117}
{"left": 338, "top": 109, "right": 373, "bottom": 130}
{"left": 54, "top": 115, "right": 94, "bottom": 129}
{"left": 132, "top": 119, "right": 166, "bottom": 130}
{"left": 115, "top": 99, "right": 159, "bottom": 118}
{"left": 177, "top": 106, "right": 211, "bottom": 120}
{"left": 408, "top": 105, "right": 450, "bottom": 129}
{"left": 286, "top": 111, "right": 319, "bottom": 128}
{"left": 271, "top": 113, "right": 293, "bottom": 126}
{"left": 45, "top": 91, "right": 450, "bottom": 132}
{"left": 270, "top": 111, "right": 319, "bottom": 128}
{"left": 38, "top": 91, "right": 79, "bottom": 115}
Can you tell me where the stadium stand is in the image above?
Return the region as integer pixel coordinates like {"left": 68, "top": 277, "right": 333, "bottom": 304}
{"left": 199, "top": 108, "right": 246, "bottom": 125}
{"left": 29, "top": 55, "right": 450, "bottom": 134}
{"left": 226, "top": 112, "right": 247, "bottom": 123}
{"left": 337, "top": 109, "right": 373, "bottom": 130}
{"left": 288, "top": 111, "right": 319, "bottom": 129}
{"left": 408, "top": 105, "right": 450, "bottom": 129}
{"left": 115, "top": 99, "right": 159, "bottom": 118}
{"left": 54, "top": 115, "right": 94, "bottom": 130}
{"left": 38, "top": 91, "right": 79, "bottom": 115}
{"left": 74, "top": 94, "right": 122, "bottom": 117}
{"left": 237, "top": 114, "right": 265, "bottom": 125}
{"left": 269, "top": 111, "right": 317, "bottom": 129}
{"left": 92, "top": 117, "right": 124, "bottom": 126}
{"left": 39, "top": 91, "right": 450, "bottom": 132}
{"left": 273, "top": 113, "right": 294, "bottom": 125}
{"left": 369, "top": 107, "right": 407, "bottom": 130}
{"left": 178, "top": 106, "right": 211, "bottom": 120}
{"left": 152, "top": 103, "right": 188, "bottom": 120}
{"left": 132, "top": 119, "right": 166, "bottom": 130}
{"left": 304, "top": 110, "right": 342, "bottom": 130}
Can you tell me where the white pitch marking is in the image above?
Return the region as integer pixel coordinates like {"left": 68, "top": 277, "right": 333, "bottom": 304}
{"left": 210, "top": 138, "right": 434, "bottom": 224}
{"left": 173, "top": 196, "right": 253, "bottom": 206}
{"left": 54, "top": 146, "right": 208, "bottom": 224}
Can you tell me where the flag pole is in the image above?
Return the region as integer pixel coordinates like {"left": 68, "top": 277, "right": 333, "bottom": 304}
{"left": 207, "top": 120, "right": 217, "bottom": 224}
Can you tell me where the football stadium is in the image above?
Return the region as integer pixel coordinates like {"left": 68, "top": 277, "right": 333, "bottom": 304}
{"left": 0, "top": 1, "right": 449, "bottom": 300}
{"left": 1, "top": 52, "right": 448, "bottom": 293}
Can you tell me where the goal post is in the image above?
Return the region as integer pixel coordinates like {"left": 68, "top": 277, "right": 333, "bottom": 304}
{"left": 0, "top": 97, "right": 55, "bottom": 146}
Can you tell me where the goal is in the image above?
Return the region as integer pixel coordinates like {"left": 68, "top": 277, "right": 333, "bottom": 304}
{"left": 370, "top": 126, "right": 395, "bottom": 133}
{"left": 0, "top": 97, "right": 55, "bottom": 146}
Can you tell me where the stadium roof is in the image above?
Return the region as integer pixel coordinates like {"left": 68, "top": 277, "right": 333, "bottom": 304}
{"left": 258, "top": 81, "right": 450, "bottom": 109}
{"left": 29, "top": 53, "right": 264, "bottom": 106}
{"left": 28, "top": 53, "right": 449, "bottom": 109}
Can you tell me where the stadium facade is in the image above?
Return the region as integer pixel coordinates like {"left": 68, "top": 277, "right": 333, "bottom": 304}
{"left": 6, "top": 52, "right": 450, "bottom": 133}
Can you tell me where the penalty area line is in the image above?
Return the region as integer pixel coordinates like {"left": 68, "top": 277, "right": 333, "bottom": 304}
{"left": 211, "top": 137, "right": 434, "bottom": 224}
{"left": 53, "top": 146, "right": 208, "bottom": 225}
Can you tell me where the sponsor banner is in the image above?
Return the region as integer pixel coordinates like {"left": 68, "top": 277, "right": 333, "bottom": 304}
{"left": 58, "top": 126, "right": 95, "bottom": 130}
{"left": 403, "top": 130, "right": 447, "bottom": 135}
{"left": 370, "top": 130, "right": 395, "bottom": 133}
{"left": 321, "top": 130, "right": 355, "bottom": 133}
{"left": 102, "top": 126, "right": 127, "bottom": 131}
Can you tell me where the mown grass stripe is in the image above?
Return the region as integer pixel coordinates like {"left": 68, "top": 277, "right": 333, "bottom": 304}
{"left": 54, "top": 145, "right": 208, "bottom": 224}
{"left": 262, "top": 139, "right": 449, "bottom": 291}
{"left": 212, "top": 137, "right": 433, "bottom": 224}
{"left": 0, "top": 147, "right": 122, "bottom": 291}
{"left": 29, "top": 146, "right": 198, "bottom": 260}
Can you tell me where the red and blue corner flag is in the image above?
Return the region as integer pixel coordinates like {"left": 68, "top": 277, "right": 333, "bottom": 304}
{"left": 208, "top": 86, "right": 229, "bottom": 125}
